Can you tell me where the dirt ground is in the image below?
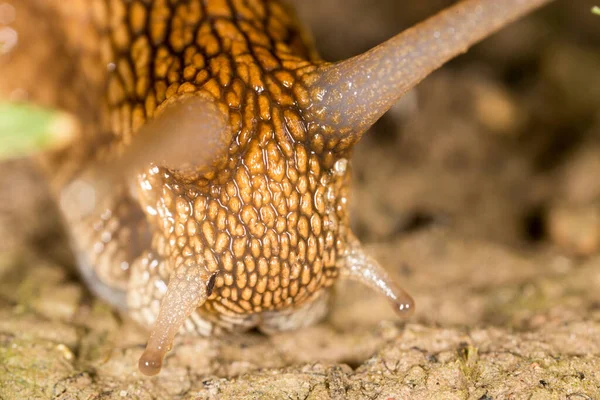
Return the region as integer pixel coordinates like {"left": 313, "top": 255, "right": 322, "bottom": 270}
{"left": 1, "top": 0, "right": 600, "bottom": 399}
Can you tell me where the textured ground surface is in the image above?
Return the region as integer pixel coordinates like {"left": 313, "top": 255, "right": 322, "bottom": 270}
{"left": 2, "top": 0, "right": 600, "bottom": 399}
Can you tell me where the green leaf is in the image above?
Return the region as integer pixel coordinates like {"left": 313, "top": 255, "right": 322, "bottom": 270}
{"left": 0, "top": 102, "right": 74, "bottom": 160}
{"left": 593, "top": 6, "right": 600, "bottom": 15}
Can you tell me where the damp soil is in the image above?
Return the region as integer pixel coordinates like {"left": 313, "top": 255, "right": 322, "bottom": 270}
{"left": 1, "top": 0, "right": 600, "bottom": 398}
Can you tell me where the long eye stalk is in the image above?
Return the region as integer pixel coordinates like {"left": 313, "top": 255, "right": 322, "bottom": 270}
{"left": 305, "top": 0, "right": 553, "bottom": 144}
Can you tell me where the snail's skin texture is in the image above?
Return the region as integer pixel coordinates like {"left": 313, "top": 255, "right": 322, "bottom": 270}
{"left": 1, "top": 0, "right": 552, "bottom": 375}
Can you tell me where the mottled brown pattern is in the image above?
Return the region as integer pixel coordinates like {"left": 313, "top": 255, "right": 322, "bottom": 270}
{"left": 3, "top": 0, "right": 352, "bottom": 331}
{"left": 93, "top": 0, "right": 351, "bottom": 323}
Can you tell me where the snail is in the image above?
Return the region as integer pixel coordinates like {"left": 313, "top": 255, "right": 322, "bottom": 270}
{"left": 0, "top": 0, "right": 553, "bottom": 376}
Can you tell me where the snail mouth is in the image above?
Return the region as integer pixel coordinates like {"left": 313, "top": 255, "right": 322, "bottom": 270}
{"left": 72, "top": 248, "right": 128, "bottom": 311}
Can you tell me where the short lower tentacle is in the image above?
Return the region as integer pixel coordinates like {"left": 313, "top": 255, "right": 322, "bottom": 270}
{"left": 338, "top": 237, "right": 414, "bottom": 317}
{"left": 138, "top": 263, "right": 211, "bottom": 376}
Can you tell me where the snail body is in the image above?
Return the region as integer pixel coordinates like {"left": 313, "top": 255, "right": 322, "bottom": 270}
{"left": 0, "top": 0, "right": 552, "bottom": 375}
